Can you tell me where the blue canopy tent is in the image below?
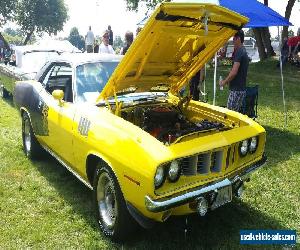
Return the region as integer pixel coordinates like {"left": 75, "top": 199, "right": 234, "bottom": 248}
{"left": 138, "top": 0, "right": 292, "bottom": 27}
{"left": 219, "top": 0, "right": 291, "bottom": 27}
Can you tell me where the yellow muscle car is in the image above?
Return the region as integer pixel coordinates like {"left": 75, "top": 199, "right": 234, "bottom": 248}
{"left": 14, "top": 2, "right": 267, "bottom": 241}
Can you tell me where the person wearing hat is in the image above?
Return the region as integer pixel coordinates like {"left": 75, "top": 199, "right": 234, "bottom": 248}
{"left": 98, "top": 30, "right": 115, "bottom": 54}
{"left": 219, "top": 29, "right": 249, "bottom": 112}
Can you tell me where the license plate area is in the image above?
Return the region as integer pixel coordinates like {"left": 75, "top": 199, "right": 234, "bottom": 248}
{"left": 211, "top": 185, "right": 232, "bottom": 210}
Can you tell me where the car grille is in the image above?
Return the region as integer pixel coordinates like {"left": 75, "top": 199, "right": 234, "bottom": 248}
{"left": 180, "top": 150, "right": 224, "bottom": 176}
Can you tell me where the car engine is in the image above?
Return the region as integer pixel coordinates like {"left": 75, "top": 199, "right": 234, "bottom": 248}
{"left": 121, "top": 105, "right": 225, "bottom": 144}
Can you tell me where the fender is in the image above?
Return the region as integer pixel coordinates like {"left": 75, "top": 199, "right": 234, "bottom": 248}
{"left": 14, "top": 81, "right": 49, "bottom": 136}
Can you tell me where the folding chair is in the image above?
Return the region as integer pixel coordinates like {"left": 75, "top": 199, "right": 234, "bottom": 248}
{"left": 241, "top": 85, "right": 258, "bottom": 119}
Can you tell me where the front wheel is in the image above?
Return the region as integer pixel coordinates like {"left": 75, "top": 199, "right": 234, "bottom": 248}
{"left": 93, "top": 164, "right": 137, "bottom": 241}
{"left": 22, "top": 112, "right": 43, "bottom": 159}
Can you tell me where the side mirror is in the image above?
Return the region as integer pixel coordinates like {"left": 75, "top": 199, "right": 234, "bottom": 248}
{"left": 52, "top": 89, "right": 64, "bottom": 105}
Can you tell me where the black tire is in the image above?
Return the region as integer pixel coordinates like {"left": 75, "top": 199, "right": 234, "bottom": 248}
{"left": 22, "top": 112, "right": 43, "bottom": 159}
{"left": 93, "top": 164, "right": 138, "bottom": 241}
{"left": 0, "top": 84, "right": 9, "bottom": 99}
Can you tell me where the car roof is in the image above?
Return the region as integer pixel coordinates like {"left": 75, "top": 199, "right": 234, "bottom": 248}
{"left": 35, "top": 53, "right": 123, "bottom": 81}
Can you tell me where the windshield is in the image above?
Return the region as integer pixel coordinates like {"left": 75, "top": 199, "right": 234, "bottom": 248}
{"left": 75, "top": 61, "right": 119, "bottom": 102}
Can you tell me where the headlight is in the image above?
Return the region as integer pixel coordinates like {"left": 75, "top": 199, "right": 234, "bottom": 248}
{"left": 167, "top": 160, "right": 181, "bottom": 182}
{"left": 154, "top": 166, "right": 165, "bottom": 188}
{"left": 249, "top": 136, "right": 258, "bottom": 153}
{"left": 239, "top": 139, "right": 249, "bottom": 156}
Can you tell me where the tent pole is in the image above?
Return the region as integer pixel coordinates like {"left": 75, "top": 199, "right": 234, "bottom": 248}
{"left": 213, "top": 52, "right": 217, "bottom": 105}
{"left": 204, "top": 63, "right": 207, "bottom": 102}
{"left": 278, "top": 26, "right": 287, "bottom": 128}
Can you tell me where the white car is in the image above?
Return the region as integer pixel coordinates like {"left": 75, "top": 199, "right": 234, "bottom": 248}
{"left": 226, "top": 36, "right": 257, "bottom": 60}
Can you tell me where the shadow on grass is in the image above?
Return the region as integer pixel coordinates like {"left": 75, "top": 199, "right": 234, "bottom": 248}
{"left": 264, "top": 125, "right": 300, "bottom": 166}
{"left": 1, "top": 94, "right": 15, "bottom": 107}
{"left": 126, "top": 201, "right": 284, "bottom": 249}
{"left": 30, "top": 156, "right": 102, "bottom": 236}
{"left": 30, "top": 153, "right": 286, "bottom": 249}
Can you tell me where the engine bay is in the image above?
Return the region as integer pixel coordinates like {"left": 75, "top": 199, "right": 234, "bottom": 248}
{"left": 121, "top": 105, "right": 226, "bottom": 144}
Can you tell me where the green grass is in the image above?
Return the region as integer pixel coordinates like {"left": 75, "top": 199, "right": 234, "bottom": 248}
{"left": 0, "top": 59, "right": 299, "bottom": 249}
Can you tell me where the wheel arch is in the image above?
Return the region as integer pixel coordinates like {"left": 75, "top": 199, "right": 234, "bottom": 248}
{"left": 86, "top": 153, "right": 118, "bottom": 188}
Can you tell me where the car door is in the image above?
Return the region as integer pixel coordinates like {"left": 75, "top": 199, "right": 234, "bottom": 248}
{"left": 38, "top": 62, "right": 76, "bottom": 167}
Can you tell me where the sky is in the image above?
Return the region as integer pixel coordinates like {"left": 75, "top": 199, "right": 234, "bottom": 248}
{"left": 58, "top": 0, "right": 148, "bottom": 39}
{"left": 59, "top": 0, "right": 300, "bottom": 39}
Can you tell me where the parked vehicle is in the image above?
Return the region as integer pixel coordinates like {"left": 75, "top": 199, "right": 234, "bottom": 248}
{"left": 0, "top": 40, "right": 80, "bottom": 98}
{"left": 226, "top": 36, "right": 257, "bottom": 60}
{"left": 14, "top": 2, "right": 266, "bottom": 241}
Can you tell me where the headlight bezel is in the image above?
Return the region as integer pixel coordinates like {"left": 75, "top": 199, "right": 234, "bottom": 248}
{"left": 249, "top": 136, "right": 259, "bottom": 153}
{"left": 167, "top": 160, "right": 181, "bottom": 182}
{"left": 238, "top": 139, "right": 249, "bottom": 157}
{"left": 154, "top": 166, "right": 166, "bottom": 189}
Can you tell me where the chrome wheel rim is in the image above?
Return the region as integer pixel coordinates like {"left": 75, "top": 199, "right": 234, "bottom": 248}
{"left": 23, "top": 117, "right": 31, "bottom": 153}
{"left": 97, "top": 172, "right": 117, "bottom": 229}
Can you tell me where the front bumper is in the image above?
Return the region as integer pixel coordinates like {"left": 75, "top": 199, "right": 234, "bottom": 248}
{"left": 145, "top": 154, "right": 267, "bottom": 213}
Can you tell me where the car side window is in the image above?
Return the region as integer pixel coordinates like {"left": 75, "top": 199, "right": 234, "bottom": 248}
{"left": 42, "top": 63, "right": 74, "bottom": 103}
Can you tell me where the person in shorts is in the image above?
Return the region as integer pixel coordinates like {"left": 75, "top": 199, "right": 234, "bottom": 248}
{"left": 219, "top": 30, "right": 249, "bottom": 112}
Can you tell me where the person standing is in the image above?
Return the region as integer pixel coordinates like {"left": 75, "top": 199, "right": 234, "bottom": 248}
{"left": 120, "top": 31, "right": 134, "bottom": 55}
{"left": 287, "top": 28, "right": 300, "bottom": 60}
{"left": 219, "top": 30, "right": 249, "bottom": 112}
{"left": 94, "top": 39, "right": 99, "bottom": 53}
{"left": 85, "top": 26, "right": 95, "bottom": 53}
{"left": 98, "top": 31, "right": 115, "bottom": 54}
{"left": 108, "top": 25, "right": 113, "bottom": 46}
{"left": 189, "top": 68, "right": 205, "bottom": 101}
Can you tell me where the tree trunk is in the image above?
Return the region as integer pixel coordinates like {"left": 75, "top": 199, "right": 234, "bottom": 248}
{"left": 261, "top": 0, "right": 275, "bottom": 57}
{"left": 262, "top": 27, "right": 276, "bottom": 56}
{"left": 23, "top": 29, "right": 34, "bottom": 45}
{"left": 253, "top": 28, "right": 267, "bottom": 60}
{"left": 282, "top": 0, "right": 296, "bottom": 42}
{"left": 0, "top": 32, "right": 10, "bottom": 49}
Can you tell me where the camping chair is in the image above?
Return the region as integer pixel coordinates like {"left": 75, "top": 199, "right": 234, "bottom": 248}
{"left": 241, "top": 85, "right": 258, "bottom": 119}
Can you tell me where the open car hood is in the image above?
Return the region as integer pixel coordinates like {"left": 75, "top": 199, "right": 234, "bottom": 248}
{"left": 98, "top": 2, "right": 248, "bottom": 100}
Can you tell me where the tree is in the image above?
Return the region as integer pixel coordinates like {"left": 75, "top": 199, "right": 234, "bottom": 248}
{"left": 114, "top": 35, "right": 124, "bottom": 49}
{"left": 4, "top": 27, "right": 24, "bottom": 37}
{"left": 275, "top": 29, "right": 294, "bottom": 41}
{"left": 68, "top": 27, "right": 85, "bottom": 50}
{"left": 2, "top": 31, "right": 24, "bottom": 46}
{"left": 0, "top": 0, "right": 16, "bottom": 26}
{"left": 282, "top": 0, "right": 296, "bottom": 42}
{"left": 16, "top": 0, "right": 69, "bottom": 45}
{"left": 125, "top": 0, "right": 168, "bottom": 11}
{"left": 252, "top": 0, "right": 277, "bottom": 60}
{"left": 0, "top": 0, "right": 17, "bottom": 50}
